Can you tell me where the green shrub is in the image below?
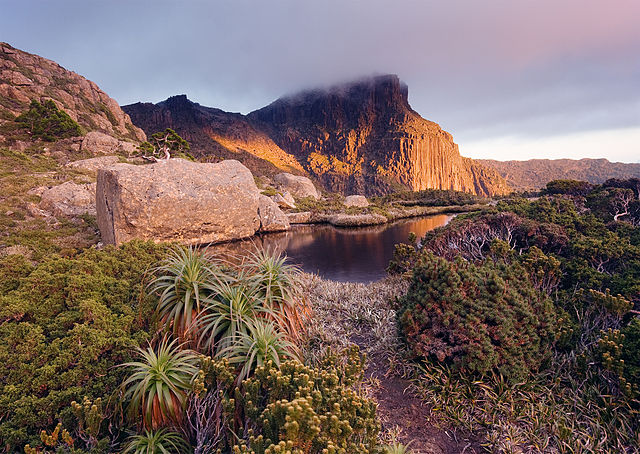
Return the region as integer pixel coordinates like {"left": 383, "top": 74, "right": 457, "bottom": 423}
{"left": 397, "top": 252, "right": 559, "bottom": 382}
{"left": 375, "top": 188, "right": 486, "bottom": 206}
{"left": 122, "top": 338, "right": 200, "bottom": 430}
{"left": 0, "top": 253, "right": 33, "bottom": 294}
{"left": 148, "top": 246, "right": 309, "bottom": 378}
{"left": 545, "top": 179, "right": 594, "bottom": 196}
{"left": 0, "top": 241, "right": 167, "bottom": 450}
{"left": 621, "top": 319, "right": 640, "bottom": 388}
{"left": 220, "top": 319, "right": 297, "bottom": 382}
{"left": 15, "top": 100, "right": 82, "bottom": 141}
{"left": 383, "top": 442, "right": 413, "bottom": 454}
{"left": 196, "top": 346, "right": 380, "bottom": 453}
{"left": 592, "top": 319, "right": 640, "bottom": 400}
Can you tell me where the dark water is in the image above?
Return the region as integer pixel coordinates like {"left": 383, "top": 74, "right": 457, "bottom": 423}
{"left": 218, "top": 215, "right": 452, "bottom": 283}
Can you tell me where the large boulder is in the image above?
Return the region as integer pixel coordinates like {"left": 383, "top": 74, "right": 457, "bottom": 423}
{"left": 344, "top": 195, "right": 369, "bottom": 207}
{"left": 273, "top": 173, "right": 320, "bottom": 200}
{"left": 258, "top": 195, "right": 290, "bottom": 232}
{"left": 39, "top": 181, "right": 96, "bottom": 217}
{"left": 96, "top": 159, "right": 261, "bottom": 245}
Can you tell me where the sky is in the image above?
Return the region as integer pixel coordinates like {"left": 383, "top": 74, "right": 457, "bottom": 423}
{"left": 1, "top": 0, "right": 639, "bottom": 162}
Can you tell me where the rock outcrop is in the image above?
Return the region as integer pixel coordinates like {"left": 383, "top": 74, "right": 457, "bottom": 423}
{"left": 39, "top": 181, "right": 96, "bottom": 217}
{"left": 81, "top": 131, "right": 137, "bottom": 155}
{"left": 96, "top": 159, "right": 261, "bottom": 245}
{"left": 479, "top": 158, "right": 640, "bottom": 191}
{"left": 272, "top": 173, "right": 320, "bottom": 199}
{"left": 257, "top": 195, "right": 290, "bottom": 232}
{"left": 287, "top": 211, "right": 312, "bottom": 224}
{"left": 325, "top": 213, "right": 387, "bottom": 227}
{"left": 344, "top": 195, "right": 369, "bottom": 207}
{"left": 124, "top": 76, "right": 509, "bottom": 197}
{"left": 271, "top": 192, "right": 296, "bottom": 209}
{"left": 0, "top": 42, "right": 145, "bottom": 142}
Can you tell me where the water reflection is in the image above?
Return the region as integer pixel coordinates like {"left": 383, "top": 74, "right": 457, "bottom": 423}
{"left": 215, "top": 214, "right": 452, "bottom": 283}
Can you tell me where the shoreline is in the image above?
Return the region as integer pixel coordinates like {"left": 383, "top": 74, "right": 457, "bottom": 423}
{"left": 287, "top": 203, "right": 484, "bottom": 227}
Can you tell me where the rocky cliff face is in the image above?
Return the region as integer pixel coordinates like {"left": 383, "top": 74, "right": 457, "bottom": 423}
{"left": 479, "top": 158, "right": 640, "bottom": 191}
{"left": 0, "top": 42, "right": 145, "bottom": 142}
{"left": 123, "top": 95, "right": 304, "bottom": 176}
{"left": 249, "top": 75, "right": 509, "bottom": 196}
{"left": 125, "top": 76, "right": 510, "bottom": 197}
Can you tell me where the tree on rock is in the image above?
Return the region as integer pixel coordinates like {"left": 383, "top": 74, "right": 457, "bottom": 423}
{"left": 138, "top": 128, "right": 190, "bottom": 161}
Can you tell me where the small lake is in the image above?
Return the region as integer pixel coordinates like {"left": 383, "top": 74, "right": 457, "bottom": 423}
{"left": 217, "top": 214, "right": 453, "bottom": 283}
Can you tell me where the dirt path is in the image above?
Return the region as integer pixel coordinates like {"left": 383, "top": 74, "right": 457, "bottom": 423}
{"left": 356, "top": 335, "right": 479, "bottom": 454}
{"left": 306, "top": 276, "right": 480, "bottom": 454}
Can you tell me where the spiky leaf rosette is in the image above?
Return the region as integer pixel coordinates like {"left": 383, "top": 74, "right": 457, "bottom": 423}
{"left": 122, "top": 428, "right": 191, "bottom": 454}
{"left": 122, "top": 338, "right": 199, "bottom": 429}
{"left": 149, "top": 246, "right": 228, "bottom": 341}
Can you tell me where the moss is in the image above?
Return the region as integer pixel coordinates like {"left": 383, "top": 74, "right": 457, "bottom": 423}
{"left": 0, "top": 241, "right": 169, "bottom": 449}
{"left": 0, "top": 95, "right": 27, "bottom": 113}
{"left": 0, "top": 108, "right": 16, "bottom": 121}
{"left": 78, "top": 113, "right": 98, "bottom": 131}
{"left": 51, "top": 75, "right": 72, "bottom": 89}
{"left": 125, "top": 122, "right": 140, "bottom": 140}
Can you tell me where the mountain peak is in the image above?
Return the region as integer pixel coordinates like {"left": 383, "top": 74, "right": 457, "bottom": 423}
{"left": 251, "top": 74, "right": 411, "bottom": 123}
{"left": 160, "top": 94, "right": 193, "bottom": 107}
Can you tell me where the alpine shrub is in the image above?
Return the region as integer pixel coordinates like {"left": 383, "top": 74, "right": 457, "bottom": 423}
{"left": 397, "top": 252, "right": 559, "bottom": 382}
{"left": 15, "top": 100, "right": 82, "bottom": 141}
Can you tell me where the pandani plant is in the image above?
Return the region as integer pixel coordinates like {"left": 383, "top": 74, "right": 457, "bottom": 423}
{"left": 122, "top": 245, "right": 311, "bottom": 435}
{"left": 121, "top": 338, "right": 199, "bottom": 430}
{"left": 122, "top": 428, "right": 191, "bottom": 454}
{"left": 148, "top": 246, "right": 228, "bottom": 343}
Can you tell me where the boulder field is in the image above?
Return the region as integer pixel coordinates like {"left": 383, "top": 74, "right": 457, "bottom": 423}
{"left": 96, "top": 159, "right": 292, "bottom": 245}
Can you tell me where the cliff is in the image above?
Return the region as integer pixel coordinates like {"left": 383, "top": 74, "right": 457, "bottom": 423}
{"left": 125, "top": 76, "right": 510, "bottom": 197}
{"left": 0, "top": 42, "right": 145, "bottom": 142}
{"left": 123, "top": 95, "right": 304, "bottom": 176}
{"left": 479, "top": 158, "right": 640, "bottom": 191}
{"left": 249, "top": 75, "right": 509, "bottom": 196}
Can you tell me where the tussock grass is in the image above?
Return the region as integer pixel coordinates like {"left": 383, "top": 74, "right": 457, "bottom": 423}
{"left": 302, "top": 274, "right": 408, "bottom": 366}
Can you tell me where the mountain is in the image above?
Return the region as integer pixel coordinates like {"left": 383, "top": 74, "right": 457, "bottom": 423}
{"left": 479, "top": 158, "right": 640, "bottom": 191}
{"left": 123, "top": 95, "right": 304, "bottom": 176}
{"left": 0, "top": 42, "right": 145, "bottom": 142}
{"left": 124, "top": 75, "right": 510, "bottom": 197}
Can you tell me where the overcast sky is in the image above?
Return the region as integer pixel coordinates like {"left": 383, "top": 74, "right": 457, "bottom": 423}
{"left": 1, "top": 0, "right": 639, "bottom": 162}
